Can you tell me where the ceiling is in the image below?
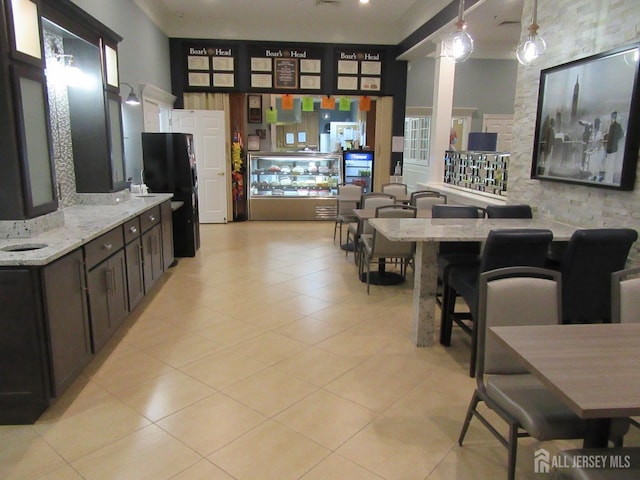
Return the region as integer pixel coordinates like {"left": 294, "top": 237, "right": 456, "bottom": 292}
{"left": 135, "top": 0, "right": 525, "bottom": 61}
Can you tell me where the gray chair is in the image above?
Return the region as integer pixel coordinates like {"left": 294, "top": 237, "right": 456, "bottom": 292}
{"left": 381, "top": 182, "right": 407, "bottom": 198}
{"left": 345, "top": 192, "right": 395, "bottom": 263}
{"left": 458, "top": 267, "right": 589, "bottom": 480}
{"left": 410, "top": 191, "right": 447, "bottom": 213}
{"left": 611, "top": 266, "right": 640, "bottom": 324}
{"left": 359, "top": 204, "right": 417, "bottom": 294}
{"left": 333, "top": 184, "right": 363, "bottom": 246}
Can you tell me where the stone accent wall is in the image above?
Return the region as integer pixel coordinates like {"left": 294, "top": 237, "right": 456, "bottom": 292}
{"left": 509, "top": 0, "right": 640, "bottom": 261}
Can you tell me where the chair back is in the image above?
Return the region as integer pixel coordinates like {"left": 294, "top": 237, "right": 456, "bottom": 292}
{"left": 477, "top": 267, "right": 561, "bottom": 379}
{"left": 486, "top": 204, "right": 533, "bottom": 219}
{"left": 611, "top": 266, "right": 640, "bottom": 323}
{"left": 371, "top": 205, "right": 417, "bottom": 257}
{"left": 411, "top": 191, "right": 447, "bottom": 213}
{"left": 381, "top": 183, "right": 407, "bottom": 196}
{"left": 480, "top": 229, "right": 553, "bottom": 273}
{"left": 360, "top": 193, "right": 395, "bottom": 234}
{"left": 337, "top": 184, "right": 363, "bottom": 215}
{"left": 561, "top": 228, "right": 638, "bottom": 324}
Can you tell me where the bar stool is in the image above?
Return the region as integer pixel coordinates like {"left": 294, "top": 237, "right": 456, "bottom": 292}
{"left": 559, "top": 228, "right": 638, "bottom": 324}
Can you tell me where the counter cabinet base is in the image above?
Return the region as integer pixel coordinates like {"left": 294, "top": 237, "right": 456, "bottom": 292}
{"left": 249, "top": 197, "right": 337, "bottom": 221}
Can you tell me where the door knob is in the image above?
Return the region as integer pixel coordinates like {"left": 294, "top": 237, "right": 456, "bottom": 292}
{"left": 218, "top": 172, "right": 225, "bottom": 176}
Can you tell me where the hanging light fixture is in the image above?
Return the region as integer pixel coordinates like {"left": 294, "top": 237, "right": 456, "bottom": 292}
{"left": 120, "top": 82, "right": 140, "bottom": 105}
{"left": 516, "top": 0, "right": 547, "bottom": 66}
{"left": 443, "top": 0, "right": 474, "bottom": 63}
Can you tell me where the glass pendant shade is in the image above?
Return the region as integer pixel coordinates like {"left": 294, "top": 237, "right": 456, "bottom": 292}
{"left": 516, "top": 25, "right": 547, "bottom": 66}
{"left": 443, "top": 22, "right": 474, "bottom": 63}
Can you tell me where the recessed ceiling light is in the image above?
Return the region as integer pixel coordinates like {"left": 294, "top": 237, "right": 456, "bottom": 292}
{"left": 360, "top": 0, "right": 370, "bottom": 4}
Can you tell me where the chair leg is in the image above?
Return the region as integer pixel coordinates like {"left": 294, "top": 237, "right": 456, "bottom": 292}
{"left": 458, "top": 390, "right": 480, "bottom": 446}
{"left": 440, "top": 283, "right": 456, "bottom": 345}
{"left": 333, "top": 221, "right": 338, "bottom": 243}
{"left": 507, "top": 422, "right": 519, "bottom": 480}
{"left": 366, "top": 255, "right": 371, "bottom": 294}
{"left": 469, "top": 323, "right": 478, "bottom": 378}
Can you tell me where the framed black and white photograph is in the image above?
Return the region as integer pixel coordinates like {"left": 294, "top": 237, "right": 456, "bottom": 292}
{"left": 531, "top": 43, "right": 640, "bottom": 190}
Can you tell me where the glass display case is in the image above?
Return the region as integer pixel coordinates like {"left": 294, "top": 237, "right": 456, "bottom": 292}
{"left": 248, "top": 152, "right": 341, "bottom": 220}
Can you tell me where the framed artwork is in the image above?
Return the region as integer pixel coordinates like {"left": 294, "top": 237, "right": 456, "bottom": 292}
{"left": 531, "top": 43, "right": 640, "bottom": 190}
{"left": 247, "top": 94, "right": 262, "bottom": 123}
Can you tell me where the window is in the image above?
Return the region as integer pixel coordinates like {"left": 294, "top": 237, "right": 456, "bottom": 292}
{"left": 404, "top": 116, "right": 430, "bottom": 166}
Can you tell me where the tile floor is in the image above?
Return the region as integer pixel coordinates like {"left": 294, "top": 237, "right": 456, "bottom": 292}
{"left": 1, "top": 221, "right": 634, "bottom": 479}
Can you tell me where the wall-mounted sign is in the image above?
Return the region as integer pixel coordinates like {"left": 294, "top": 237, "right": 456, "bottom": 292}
{"left": 335, "top": 49, "right": 383, "bottom": 93}
{"left": 185, "top": 45, "right": 237, "bottom": 88}
{"left": 248, "top": 46, "right": 322, "bottom": 91}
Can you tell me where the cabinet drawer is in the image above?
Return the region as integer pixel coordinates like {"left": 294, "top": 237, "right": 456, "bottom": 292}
{"left": 140, "top": 206, "right": 160, "bottom": 232}
{"left": 85, "top": 227, "right": 124, "bottom": 269}
{"left": 123, "top": 218, "right": 141, "bottom": 243}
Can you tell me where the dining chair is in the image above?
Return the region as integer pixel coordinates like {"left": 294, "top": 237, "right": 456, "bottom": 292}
{"left": 431, "top": 204, "right": 485, "bottom": 343}
{"left": 358, "top": 204, "right": 417, "bottom": 294}
{"left": 458, "top": 266, "right": 588, "bottom": 480}
{"left": 333, "top": 184, "right": 363, "bottom": 246}
{"left": 381, "top": 182, "right": 407, "bottom": 198}
{"left": 611, "top": 266, "right": 640, "bottom": 324}
{"left": 410, "top": 191, "right": 447, "bottom": 213}
{"left": 485, "top": 204, "right": 533, "bottom": 218}
{"left": 559, "top": 228, "right": 638, "bottom": 324}
{"left": 443, "top": 229, "right": 554, "bottom": 376}
{"left": 345, "top": 192, "right": 395, "bottom": 263}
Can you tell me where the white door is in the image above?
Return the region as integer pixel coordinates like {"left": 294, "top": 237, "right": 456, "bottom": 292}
{"left": 482, "top": 114, "right": 514, "bottom": 152}
{"left": 171, "top": 110, "right": 227, "bottom": 223}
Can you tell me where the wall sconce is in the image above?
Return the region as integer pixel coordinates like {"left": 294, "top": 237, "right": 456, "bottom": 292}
{"left": 120, "top": 82, "right": 140, "bottom": 105}
{"left": 46, "top": 41, "right": 96, "bottom": 88}
{"left": 442, "top": 0, "right": 474, "bottom": 63}
{"left": 516, "top": 0, "right": 547, "bottom": 66}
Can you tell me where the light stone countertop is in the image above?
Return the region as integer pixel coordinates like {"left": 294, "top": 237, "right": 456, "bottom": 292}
{"left": 0, "top": 194, "right": 173, "bottom": 266}
{"left": 368, "top": 217, "right": 580, "bottom": 242}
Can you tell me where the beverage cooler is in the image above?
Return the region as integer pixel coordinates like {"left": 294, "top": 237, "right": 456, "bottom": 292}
{"left": 342, "top": 150, "right": 374, "bottom": 193}
{"left": 248, "top": 152, "right": 341, "bottom": 220}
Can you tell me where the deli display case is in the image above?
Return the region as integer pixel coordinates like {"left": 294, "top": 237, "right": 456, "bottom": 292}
{"left": 248, "top": 152, "right": 341, "bottom": 220}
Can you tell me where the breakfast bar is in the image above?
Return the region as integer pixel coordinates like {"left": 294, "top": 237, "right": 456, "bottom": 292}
{"left": 368, "top": 217, "right": 579, "bottom": 346}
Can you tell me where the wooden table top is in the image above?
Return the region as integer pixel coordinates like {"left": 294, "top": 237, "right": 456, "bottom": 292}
{"left": 490, "top": 323, "right": 640, "bottom": 419}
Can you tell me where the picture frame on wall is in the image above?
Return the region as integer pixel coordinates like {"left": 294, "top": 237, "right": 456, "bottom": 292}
{"left": 531, "top": 43, "right": 640, "bottom": 190}
{"left": 247, "top": 94, "right": 262, "bottom": 123}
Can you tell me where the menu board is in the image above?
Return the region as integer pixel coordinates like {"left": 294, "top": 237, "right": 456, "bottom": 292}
{"left": 335, "top": 49, "right": 383, "bottom": 93}
{"left": 248, "top": 46, "right": 322, "bottom": 91}
{"left": 185, "top": 45, "right": 237, "bottom": 88}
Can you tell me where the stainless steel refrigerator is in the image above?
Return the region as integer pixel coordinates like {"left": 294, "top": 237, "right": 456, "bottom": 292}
{"left": 141, "top": 133, "right": 200, "bottom": 257}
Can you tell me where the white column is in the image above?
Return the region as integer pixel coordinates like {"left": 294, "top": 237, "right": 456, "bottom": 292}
{"left": 428, "top": 42, "right": 456, "bottom": 183}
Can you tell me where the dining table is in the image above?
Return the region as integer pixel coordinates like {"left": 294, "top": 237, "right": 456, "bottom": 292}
{"left": 489, "top": 323, "right": 640, "bottom": 448}
{"left": 367, "top": 217, "right": 579, "bottom": 346}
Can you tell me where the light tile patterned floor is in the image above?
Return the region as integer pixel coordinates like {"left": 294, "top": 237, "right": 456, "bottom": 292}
{"left": 2, "top": 221, "right": 630, "bottom": 479}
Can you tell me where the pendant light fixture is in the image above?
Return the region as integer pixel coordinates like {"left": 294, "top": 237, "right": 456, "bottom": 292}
{"left": 516, "top": 0, "right": 547, "bottom": 66}
{"left": 443, "top": 0, "right": 474, "bottom": 63}
{"left": 120, "top": 82, "right": 141, "bottom": 105}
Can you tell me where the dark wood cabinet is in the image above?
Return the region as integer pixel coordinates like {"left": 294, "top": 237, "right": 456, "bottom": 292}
{"left": 161, "top": 201, "right": 175, "bottom": 270}
{"left": 124, "top": 217, "right": 145, "bottom": 311}
{"left": 87, "top": 249, "right": 128, "bottom": 352}
{"left": 0, "top": 268, "right": 50, "bottom": 424}
{"left": 142, "top": 224, "right": 163, "bottom": 293}
{"left": 42, "top": 249, "right": 92, "bottom": 396}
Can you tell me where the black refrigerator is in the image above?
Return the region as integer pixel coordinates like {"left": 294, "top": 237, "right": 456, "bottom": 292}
{"left": 141, "top": 133, "right": 200, "bottom": 257}
{"left": 342, "top": 150, "right": 374, "bottom": 193}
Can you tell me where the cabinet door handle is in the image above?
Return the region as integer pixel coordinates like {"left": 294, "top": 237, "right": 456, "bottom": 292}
{"left": 149, "top": 215, "right": 156, "bottom": 222}
{"left": 129, "top": 226, "right": 137, "bottom": 234}
{"left": 103, "top": 243, "right": 113, "bottom": 251}
{"left": 77, "top": 259, "right": 88, "bottom": 292}
{"left": 105, "top": 268, "right": 113, "bottom": 294}
{"left": 137, "top": 243, "right": 143, "bottom": 265}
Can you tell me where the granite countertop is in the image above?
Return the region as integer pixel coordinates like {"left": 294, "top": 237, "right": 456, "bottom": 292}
{"left": 0, "top": 194, "right": 173, "bottom": 266}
